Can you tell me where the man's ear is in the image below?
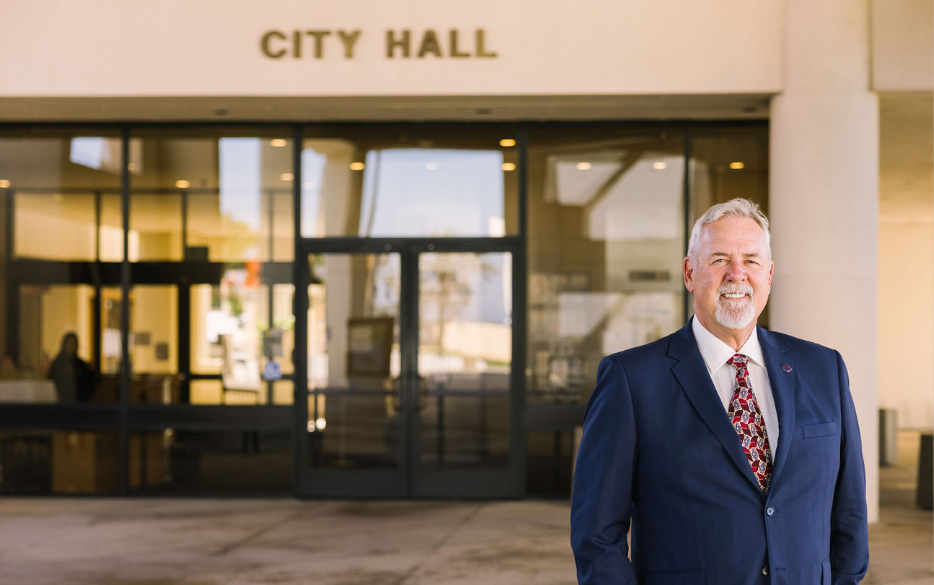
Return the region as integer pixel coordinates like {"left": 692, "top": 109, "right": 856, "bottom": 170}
{"left": 683, "top": 256, "right": 695, "bottom": 292}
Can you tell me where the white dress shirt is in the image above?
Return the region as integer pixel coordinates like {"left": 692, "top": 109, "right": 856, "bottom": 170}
{"left": 691, "top": 317, "right": 780, "bottom": 455}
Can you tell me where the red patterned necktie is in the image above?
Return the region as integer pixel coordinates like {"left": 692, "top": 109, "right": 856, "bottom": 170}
{"left": 726, "top": 353, "right": 772, "bottom": 492}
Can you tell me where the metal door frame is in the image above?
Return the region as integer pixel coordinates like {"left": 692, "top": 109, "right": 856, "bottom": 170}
{"left": 294, "top": 237, "right": 525, "bottom": 498}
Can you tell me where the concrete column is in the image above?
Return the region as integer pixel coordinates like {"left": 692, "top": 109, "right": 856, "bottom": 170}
{"left": 769, "top": 0, "right": 879, "bottom": 522}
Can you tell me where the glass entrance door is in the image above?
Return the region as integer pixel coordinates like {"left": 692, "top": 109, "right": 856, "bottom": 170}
{"left": 298, "top": 246, "right": 517, "bottom": 497}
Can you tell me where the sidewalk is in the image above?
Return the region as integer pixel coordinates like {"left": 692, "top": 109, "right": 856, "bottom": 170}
{"left": 0, "top": 433, "right": 929, "bottom": 585}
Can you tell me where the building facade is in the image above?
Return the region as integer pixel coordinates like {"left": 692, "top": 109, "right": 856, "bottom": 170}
{"left": 0, "top": 1, "right": 931, "bottom": 521}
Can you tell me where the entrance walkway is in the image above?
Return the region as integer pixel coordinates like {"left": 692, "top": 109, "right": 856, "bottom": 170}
{"left": 0, "top": 433, "right": 929, "bottom": 585}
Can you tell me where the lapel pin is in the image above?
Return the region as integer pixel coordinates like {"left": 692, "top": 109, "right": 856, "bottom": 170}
{"left": 782, "top": 363, "right": 793, "bottom": 372}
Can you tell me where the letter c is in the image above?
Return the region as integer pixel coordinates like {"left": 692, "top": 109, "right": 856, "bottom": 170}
{"left": 261, "top": 30, "right": 287, "bottom": 59}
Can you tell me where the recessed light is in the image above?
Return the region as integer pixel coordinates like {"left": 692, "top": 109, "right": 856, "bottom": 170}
{"left": 280, "top": 173, "right": 294, "bottom": 181}
{"left": 729, "top": 162, "right": 745, "bottom": 170}
{"left": 316, "top": 417, "right": 327, "bottom": 430}
{"left": 270, "top": 139, "right": 288, "bottom": 147}
{"left": 426, "top": 163, "right": 439, "bottom": 171}
{"left": 502, "top": 163, "right": 516, "bottom": 171}
{"left": 499, "top": 139, "right": 516, "bottom": 147}
{"left": 175, "top": 180, "right": 190, "bottom": 188}
{"left": 653, "top": 161, "right": 667, "bottom": 170}
{"left": 576, "top": 162, "right": 592, "bottom": 170}
{"left": 349, "top": 162, "right": 365, "bottom": 171}
{"left": 0, "top": 180, "right": 10, "bottom": 188}
{"left": 127, "top": 163, "right": 136, "bottom": 171}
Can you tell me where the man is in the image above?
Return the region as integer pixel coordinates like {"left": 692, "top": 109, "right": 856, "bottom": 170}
{"left": 571, "top": 199, "right": 868, "bottom": 585}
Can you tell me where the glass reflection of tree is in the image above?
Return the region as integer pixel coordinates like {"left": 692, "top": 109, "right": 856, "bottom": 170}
{"left": 419, "top": 254, "right": 496, "bottom": 359}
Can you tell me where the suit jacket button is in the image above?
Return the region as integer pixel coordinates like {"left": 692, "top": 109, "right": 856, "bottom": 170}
{"left": 766, "top": 506, "right": 775, "bottom": 516}
{"left": 761, "top": 565, "right": 769, "bottom": 576}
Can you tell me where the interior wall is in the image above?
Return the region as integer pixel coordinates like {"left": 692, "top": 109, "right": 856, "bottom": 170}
{"left": 877, "top": 91, "right": 934, "bottom": 430}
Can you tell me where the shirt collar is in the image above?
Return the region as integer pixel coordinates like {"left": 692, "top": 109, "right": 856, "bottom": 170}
{"left": 691, "top": 316, "right": 765, "bottom": 374}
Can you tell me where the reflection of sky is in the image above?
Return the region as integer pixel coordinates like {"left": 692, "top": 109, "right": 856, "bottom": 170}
{"left": 301, "top": 148, "right": 327, "bottom": 236}
{"left": 219, "top": 138, "right": 261, "bottom": 231}
{"left": 360, "top": 149, "right": 504, "bottom": 237}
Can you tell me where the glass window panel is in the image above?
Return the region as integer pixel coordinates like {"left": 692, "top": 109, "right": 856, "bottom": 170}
{"left": 0, "top": 430, "right": 119, "bottom": 495}
{"left": 129, "top": 430, "right": 290, "bottom": 494}
{"left": 301, "top": 127, "right": 519, "bottom": 237}
{"left": 14, "top": 193, "right": 97, "bottom": 261}
{"left": 307, "top": 253, "right": 400, "bottom": 470}
{"left": 689, "top": 127, "right": 770, "bottom": 326}
{"left": 130, "top": 128, "right": 293, "bottom": 262}
{"left": 13, "top": 284, "right": 115, "bottom": 404}
{"left": 98, "top": 194, "right": 124, "bottom": 262}
{"left": 190, "top": 380, "right": 223, "bottom": 405}
{"left": 128, "top": 286, "right": 179, "bottom": 403}
{"left": 527, "top": 129, "right": 685, "bottom": 404}
{"left": 0, "top": 128, "right": 122, "bottom": 261}
{"left": 130, "top": 193, "right": 182, "bottom": 261}
{"left": 418, "top": 252, "right": 511, "bottom": 471}
{"left": 525, "top": 431, "right": 575, "bottom": 496}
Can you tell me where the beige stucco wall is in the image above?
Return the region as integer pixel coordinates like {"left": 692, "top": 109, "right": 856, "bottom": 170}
{"left": 0, "top": 0, "right": 782, "bottom": 97}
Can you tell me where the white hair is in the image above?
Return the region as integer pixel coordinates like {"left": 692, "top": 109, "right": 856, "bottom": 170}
{"left": 687, "top": 198, "right": 771, "bottom": 264}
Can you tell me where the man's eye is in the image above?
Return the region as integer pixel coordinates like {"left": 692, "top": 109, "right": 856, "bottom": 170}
{"left": 746, "top": 260, "right": 760, "bottom": 266}
{"left": 712, "top": 259, "right": 726, "bottom": 264}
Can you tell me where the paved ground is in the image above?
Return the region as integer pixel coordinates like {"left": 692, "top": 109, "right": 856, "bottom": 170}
{"left": 0, "top": 431, "right": 929, "bottom": 585}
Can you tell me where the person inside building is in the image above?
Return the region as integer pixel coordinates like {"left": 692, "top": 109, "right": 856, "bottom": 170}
{"left": 47, "top": 332, "right": 98, "bottom": 403}
{"left": 571, "top": 198, "right": 869, "bottom": 585}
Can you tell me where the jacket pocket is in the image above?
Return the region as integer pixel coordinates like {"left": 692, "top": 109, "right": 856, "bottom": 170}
{"left": 821, "top": 558, "right": 831, "bottom": 585}
{"left": 802, "top": 421, "right": 837, "bottom": 438}
{"left": 645, "top": 569, "right": 706, "bottom": 585}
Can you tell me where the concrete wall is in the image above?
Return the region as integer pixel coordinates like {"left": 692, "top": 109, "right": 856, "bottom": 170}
{"left": 0, "top": 0, "right": 782, "bottom": 97}
{"left": 871, "top": 0, "right": 934, "bottom": 91}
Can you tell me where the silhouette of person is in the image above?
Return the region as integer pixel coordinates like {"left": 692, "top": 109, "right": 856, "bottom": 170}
{"left": 47, "top": 333, "right": 97, "bottom": 403}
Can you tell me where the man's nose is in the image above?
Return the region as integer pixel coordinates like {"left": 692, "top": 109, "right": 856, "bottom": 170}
{"left": 726, "top": 259, "right": 747, "bottom": 280}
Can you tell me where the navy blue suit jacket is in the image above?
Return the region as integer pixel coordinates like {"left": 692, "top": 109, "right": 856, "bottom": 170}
{"left": 571, "top": 319, "right": 868, "bottom": 585}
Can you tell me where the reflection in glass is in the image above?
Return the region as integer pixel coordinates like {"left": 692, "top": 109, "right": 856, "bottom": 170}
{"left": 301, "top": 130, "right": 518, "bottom": 238}
{"left": 0, "top": 129, "right": 122, "bottom": 261}
{"left": 528, "top": 131, "right": 685, "bottom": 405}
{"left": 13, "top": 285, "right": 104, "bottom": 403}
{"left": 307, "top": 253, "right": 400, "bottom": 469}
{"left": 0, "top": 430, "right": 119, "bottom": 495}
{"left": 190, "top": 277, "right": 294, "bottom": 405}
{"left": 128, "top": 286, "right": 179, "bottom": 403}
{"left": 130, "top": 130, "right": 294, "bottom": 262}
{"left": 418, "top": 252, "right": 511, "bottom": 470}
{"left": 128, "top": 430, "right": 290, "bottom": 494}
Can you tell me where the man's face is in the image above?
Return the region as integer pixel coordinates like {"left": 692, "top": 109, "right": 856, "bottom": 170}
{"left": 683, "top": 216, "right": 773, "bottom": 336}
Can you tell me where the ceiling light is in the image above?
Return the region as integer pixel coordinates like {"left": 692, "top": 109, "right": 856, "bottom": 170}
{"left": 502, "top": 163, "right": 516, "bottom": 171}
{"left": 175, "top": 180, "right": 190, "bottom": 189}
{"left": 426, "top": 163, "right": 439, "bottom": 171}
{"left": 0, "top": 180, "right": 10, "bottom": 188}
{"left": 576, "top": 162, "right": 591, "bottom": 170}
{"left": 499, "top": 138, "right": 516, "bottom": 147}
{"left": 729, "top": 161, "right": 745, "bottom": 170}
{"left": 280, "top": 173, "right": 294, "bottom": 181}
{"left": 349, "top": 162, "right": 365, "bottom": 171}
{"left": 127, "top": 163, "right": 136, "bottom": 171}
{"left": 653, "top": 161, "right": 667, "bottom": 170}
{"left": 315, "top": 417, "right": 327, "bottom": 430}
{"left": 270, "top": 139, "right": 288, "bottom": 147}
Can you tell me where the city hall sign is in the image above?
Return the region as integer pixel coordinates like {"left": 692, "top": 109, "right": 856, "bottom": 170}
{"left": 260, "top": 29, "right": 498, "bottom": 59}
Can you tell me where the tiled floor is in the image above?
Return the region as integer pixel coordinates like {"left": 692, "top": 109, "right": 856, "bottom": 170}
{"left": 0, "top": 432, "right": 929, "bottom": 585}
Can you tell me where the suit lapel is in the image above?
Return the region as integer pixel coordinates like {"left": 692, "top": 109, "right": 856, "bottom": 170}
{"left": 668, "top": 320, "right": 763, "bottom": 494}
{"left": 757, "top": 326, "right": 796, "bottom": 491}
